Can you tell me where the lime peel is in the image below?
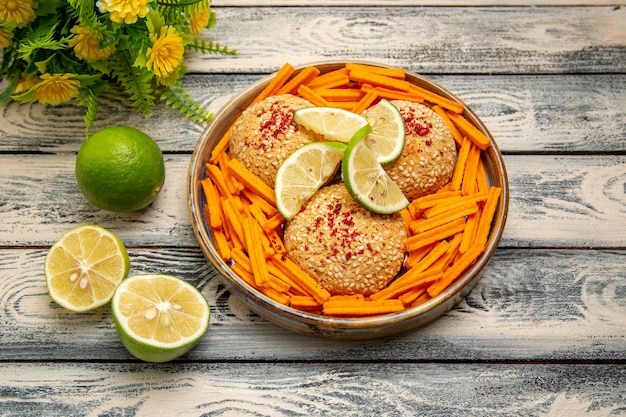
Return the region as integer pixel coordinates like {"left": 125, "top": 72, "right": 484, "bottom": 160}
{"left": 112, "top": 274, "right": 210, "bottom": 363}
{"left": 275, "top": 141, "right": 346, "bottom": 220}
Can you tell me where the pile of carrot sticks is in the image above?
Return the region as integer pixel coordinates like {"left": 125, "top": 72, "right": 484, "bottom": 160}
{"left": 201, "top": 62, "right": 502, "bottom": 317}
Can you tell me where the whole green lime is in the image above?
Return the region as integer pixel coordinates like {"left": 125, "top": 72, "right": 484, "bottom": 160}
{"left": 76, "top": 126, "right": 165, "bottom": 212}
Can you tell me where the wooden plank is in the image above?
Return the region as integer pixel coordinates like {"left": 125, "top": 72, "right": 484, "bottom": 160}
{"left": 0, "top": 247, "right": 623, "bottom": 361}
{"left": 0, "top": 74, "right": 623, "bottom": 153}
{"left": 191, "top": 6, "right": 626, "bottom": 73}
{"left": 0, "top": 154, "right": 624, "bottom": 247}
{"left": 0, "top": 362, "right": 625, "bottom": 416}
{"left": 220, "top": 1, "right": 626, "bottom": 5}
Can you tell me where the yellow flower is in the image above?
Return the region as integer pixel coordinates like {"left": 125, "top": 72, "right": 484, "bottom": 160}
{"left": 190, "top": 4, "right": 211, "bottom": 36}
{"left": 96, "top": 0, "right": 150, "bottom": 25}
{"left": 33, "top": 74, "right": 80, "bottom": 105}
{"left": 0, "top": 27, "right": 13, "bottom": 49}
{"left": 14, "top": 74, "right": 39, "bottom": 94}
{"left": 0, "top": 0, "right": 37, "bottom": 27}
{"left": 69, "top": 25, "right": 116, "bottom": 62}
{"left": 146, "top": 26, "right": 184, "bottom": 79}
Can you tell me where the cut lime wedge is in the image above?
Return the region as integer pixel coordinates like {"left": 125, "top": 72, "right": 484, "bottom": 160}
{"left": 44, "top": 224, "right": 130, "bottom": 312}
{"left": 342, "top": 135, "right": 409, "bottom": 214}
{"left": 293, "top": 106, "right": 372, "bottom": 143}
{"left": 275, "top": 141, "right": 347, "bottom": 220}
{"left": 362, "top": 99, "right": 406, "bottom": 166}
{"left": 112, "top": 274, "right": 210, "bottom": 363}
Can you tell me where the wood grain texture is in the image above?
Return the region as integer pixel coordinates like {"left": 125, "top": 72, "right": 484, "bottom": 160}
{"left": 0, "top": 3, "right": 624, "bottom": 414}
{"left": 0, "top": 248, "right": 623, "bottom": 361}
{"left": 1, "top": 74, "right": 624, "bottom": 153}
{"left": 1, "top": 362, "right": 625, "bottom": 416}
{"left": 0, "top": 154, "right": 623, "bottom": 247}
{"left": 191, "top": 6, "right": 626, "bottom": 74}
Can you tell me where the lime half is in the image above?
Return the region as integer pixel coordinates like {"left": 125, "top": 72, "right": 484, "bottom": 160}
{"left": 293, "top": 106, "right": 372, "bottom": 143}
{"left": 112, "top": 274, "right": 210, "bottom": 363}
{"left": 342, "top": 135, "right": 409, "bottom": 214}
{"left": 362, "top": 99, "right": 406, "bottom": 166}
{"left": 275, "top": 141, "right": 346, "bottom": 220}
{"left": 45, "top": 224, "right": 130, "bottom": 312}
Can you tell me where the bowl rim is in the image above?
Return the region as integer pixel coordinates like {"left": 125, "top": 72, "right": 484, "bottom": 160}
{"left": 188, "top": 60, "right": 509, "bottom": 337}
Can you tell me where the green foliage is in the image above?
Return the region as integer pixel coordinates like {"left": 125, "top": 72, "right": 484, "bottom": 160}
{"left": 0, "top": 0, "right": 236, "bottom": 136}
{"left": 158, "top": 82, "right": 212, "bottom": 124}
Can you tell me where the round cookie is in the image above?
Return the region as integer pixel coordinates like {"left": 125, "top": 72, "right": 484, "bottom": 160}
{"left": 284, "top": 184, "right": 406, "bottom": 296}
{"left": 364, "top": 100, "right": 456, "bottom": 200}
{"left": 229, "top": 94, "right": 320, "bottom": 188}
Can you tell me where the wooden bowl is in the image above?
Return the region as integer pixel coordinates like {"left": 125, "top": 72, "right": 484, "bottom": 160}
{"left": 188, "top": 61, "right": 508, "bottom": 340}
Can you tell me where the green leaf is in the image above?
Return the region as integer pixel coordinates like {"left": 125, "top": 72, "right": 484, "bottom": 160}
{"left": 158, "top": 82, "right": 212, "bottom": 124}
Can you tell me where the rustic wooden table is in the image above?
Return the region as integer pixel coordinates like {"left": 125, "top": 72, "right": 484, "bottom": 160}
{"left": 1, "top": 1, "right": 625, "bottom": 416}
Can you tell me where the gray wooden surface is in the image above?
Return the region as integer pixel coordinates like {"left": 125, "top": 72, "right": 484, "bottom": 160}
{"left": 1, "top": 1, "right": 625, "bottom": 416}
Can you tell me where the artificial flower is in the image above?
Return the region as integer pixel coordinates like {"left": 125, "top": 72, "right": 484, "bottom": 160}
{"left": 69, "top": 25, "right": 116, "bottom": 62}
{"left": 146, "top": 26, "right": 184, "bottom": 80}
{"left": 0, "top": 27, "right": 13, "bottom": 49}
{"left": 0, "top": 0, "right": 37, "bottom": 27}
{"left": 96, "top": 0, "right": 150, "bottom": 25}
{"left": 190, "top": 5, "right": 212, "bottom": 36}
{"left": 33, "top": 74, "right": 80, "bottom": 105}
{"left": 0, "top": 1, "right": 236, "bottom": 135}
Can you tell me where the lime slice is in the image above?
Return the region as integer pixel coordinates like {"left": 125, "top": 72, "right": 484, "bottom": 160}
{"left": 275, "top": 141, "right": 346, "bottom": 220}
{"left": 342, "top": 135, "right": 409, "bottom": 214}
{"left": 293, "top": 106, "right": 372, "bottom": 143}
{"left": 112, "top": 274, "right": 210, "bottom": 363}
{"left": 44, "top": 224, "right": 130, "bottom": 312}
{"left": 362, "top": 99, "right": 406, "bottom": 166}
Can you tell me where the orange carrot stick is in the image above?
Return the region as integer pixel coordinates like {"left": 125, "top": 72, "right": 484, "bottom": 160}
{"left": 369, "top": 268, "right": 442, "bottom": 301}
{"left": 462, "top": 144, "right": 481, "bottom": 196}
{"left": 242, "top": 189, "right": 279, "bottom": 217}
{"left": 297, "top": 84, "right": 331, "bottom": 107}
{"left": 423, "top": 191, "right": 488, "bottom": 219}
{"left": 306, "top": 68, "right": 350, "bottom": 90}
{"left": 221, "top": 198, "right": 245, "bottom": 245}
{"left": 429, "top": 232, "right": 463, "bottom": 273}
{"left": 409, "top": 201, "right": 479, "bottom": 234}
{"left": 432, "top": 105, "right": 464, "bottom": 148}
{"left": 459, "top": 211, "right": 480, "bottom": 254}
{"left": 206, "top": 163, "right": 233, "bottom": 200}
{"left": 209, "top": 127, "right": 232, "bottom": 164}
{"left": 404, "top": 240, "right": 450, "bottom": 275}
{"left": 409, "top": 291, "right": 431, "bottom": 307}
{"left": 474, "top": 186, "right": 502, "bottom": 248}
{"left": 350, "top": 90, "right": 378, "bottom": 114}
{"left": 290, "top": 295, "right": 322, "bottom": 310}
{"left": 227, "top": 158, "right": 276, "bottom": 204}
{"left": 408, "top": 84, "right": 464, "bottom": 114}
{"left": 399, "top": 287, "right": 427, "bottom": 306}
{"left": 405, "top": 217, "right": 466, "bottom": 252}
{"left": 449, "top": 137, "right": 471, "bottom": 191}
{"left": 276, "top": 66, "right": 321, "bottom": 95}
{"left": 272, "top": 254, "right": 331, "bottom": 304}
{"left": 427, "top": 244, "right": 484, "bottom": 297}
{"left": 405, "top": 242, "right": 436, "bottom": 269}
{"left": 323, "top": 299, "right": 405, "bottom": 316}
{"left": 266, "top": 262, "right": 308, "bottom": 296}
{"left": 476, "top": 159, "right": 489, "bottom": 193}
{"left": 200, "top": 178, "right": 223, "bottom": 231}
{"left": 213, "top": 229, "right": 232, "bottom": 262}
{"left": 243, "top": 217, "right": 271, "bottom": 287}
{"left": 346, "top": 62, "right": 405, "bottom": 79}
{"left": 360, "top": 84, "right": 424, "bottom": 103}
{"left": 411, "top": 190, "right": 463, "bottom": 210}
{"left": 252, "top": 62, "right": 295, "bottom": 104}
{"left": 313, "top": 88, "right": 364, "bottom": 102}
{"left": 349, "top": 69, "right": 412, "bottom": 92}
{"left": 446, "top": 111, "right": 491, "bottom": 150}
